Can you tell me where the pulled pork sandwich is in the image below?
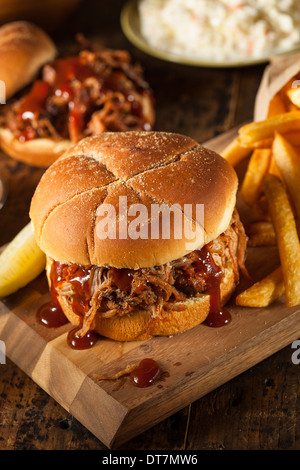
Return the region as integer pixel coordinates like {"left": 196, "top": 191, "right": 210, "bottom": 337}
{"left": 30, "top": 131, "right": 247, "bottom": 341}
{"left": 0, "top": 23, "right": 154, "bottom": 167}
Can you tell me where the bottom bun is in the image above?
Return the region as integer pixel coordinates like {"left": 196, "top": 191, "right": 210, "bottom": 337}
{"left": 48, "top": 260, "right": 237, "bottom": 342}
{"left": 0, "top": 128, "right": 71, "bottom": 167}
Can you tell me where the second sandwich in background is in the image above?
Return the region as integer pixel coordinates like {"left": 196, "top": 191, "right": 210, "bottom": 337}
{"left": 0, "top": 22, "right": 155, "bottom": 168}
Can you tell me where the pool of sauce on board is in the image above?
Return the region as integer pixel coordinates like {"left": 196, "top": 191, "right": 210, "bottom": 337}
{"left": 130, "top": 358, "right": 161, "bottom": 387}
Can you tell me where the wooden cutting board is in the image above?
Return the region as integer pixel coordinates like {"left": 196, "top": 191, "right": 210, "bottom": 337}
{"left": 1, "top": 129, "right": 300, "bottom": 449}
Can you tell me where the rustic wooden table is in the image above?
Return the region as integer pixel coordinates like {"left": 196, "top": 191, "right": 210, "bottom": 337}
{"left": 0, "top": 0, "right": 299, "bottom": 451}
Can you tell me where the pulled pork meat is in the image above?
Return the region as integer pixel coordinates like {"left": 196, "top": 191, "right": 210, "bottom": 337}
{"left": 0, "top": 39, "right": 154, "bottom": 143}
{"left": 52, "top": 210, "right": 247, "bottom": 337}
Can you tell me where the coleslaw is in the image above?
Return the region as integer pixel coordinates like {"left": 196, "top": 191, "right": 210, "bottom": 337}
{"left": 138, "top": 0, "right": 300, "bottom": 61}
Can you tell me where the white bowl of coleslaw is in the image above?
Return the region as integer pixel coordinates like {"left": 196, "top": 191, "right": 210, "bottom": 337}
{"left": 121, "top": 0, "right": 300, "bottom": 66}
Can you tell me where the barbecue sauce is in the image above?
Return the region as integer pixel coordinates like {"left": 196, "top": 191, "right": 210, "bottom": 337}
{"left": 17, "top": 81, "right": 51, "bottom": 122}
{"left": 16, "top": 57, "right": 97, "bottom": 140}
{"left": 110, "top": 268, "right": 134, "bottom": 292}
{"left": 62, "top": 264, "right": 93, "bottom": 317}
{"left": 14, "top": 52, "right": 151, "bottom": 143}
{"left": 37, "top": 243, "right": 231, "bottom": 349}
{"left": 17, "top": 81, "right": 51, "bottom": 141}
{"left": 130, "top": 358, "right": 161, "bottom": 387}
{"left": 67, "top": 327, "right": 98, "bottom": 350}
{"left": 51, "top": 57, "right": 96, "bottom": 99}
{"left": 36, "top": 261, "right": 99, "bottom": 349}
{"left": 36, "top": 301, "right": 68, "bottom": 328}
{"left": 194, "top": 246, "right": 231, "bottom": 327}
{"left": 36, "top": 261, "right": 68, "bottom": 327}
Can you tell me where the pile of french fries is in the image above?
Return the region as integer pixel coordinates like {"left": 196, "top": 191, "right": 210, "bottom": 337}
{"left": 221, "top": 77, "right": 300, "bottom": 309}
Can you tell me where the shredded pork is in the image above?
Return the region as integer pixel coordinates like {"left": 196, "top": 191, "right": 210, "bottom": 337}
{"left": 54, "top": 210, "right": 247, "bottom": 337}
{"left": 0, "top": 38, "right": 154, "bottom": 143}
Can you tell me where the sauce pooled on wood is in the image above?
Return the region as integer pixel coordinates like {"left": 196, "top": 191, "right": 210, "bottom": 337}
{"left": 130, "top": 358, "right": 161, "bottom": 387}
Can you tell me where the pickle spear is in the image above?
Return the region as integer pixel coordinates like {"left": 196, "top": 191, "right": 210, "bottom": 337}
{"left": 0, "top": 222, "right": 45, "bottom": 298}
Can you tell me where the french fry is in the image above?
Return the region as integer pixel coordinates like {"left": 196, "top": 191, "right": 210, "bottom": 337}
{"left": 232, "top": 137, "right": 273, "bottom": 150}
{"left": 286, "top": 86, "right": 300, "bottom": 108}
{"left": 280, "top": 129, "right": 300, "bottom": 147}
{"left": 236, "top": 267, "right": 284, "bottom": 307}
{"left": 263, "top": 174, "right": 300, "bottom": 307}
{"left": 221, "top": 136, "right": 252, "bottom": 167}
{"left": 268, "top": 156, "right": 282, "bottom": 178}
{"left": 238, "top": 111, "right": 300, "bottom": 146}
{"left": 287, "top": 102, "right": 299, "bottom": 112}
{"left": 267, "top": 93, "right": 287, "bottom": 117}
{"left": 249, "top": 195, "right": 272, "bottom": 223}
{"left": 245, "top": 221, "right": 276, "bottom": 247}
{"left": 250, "top": 137, "right": 273, "bottom": 149}
{"left": 272, "top": 132, "right": 300, "bottom": 221}
{"left": 241, "top": 148, "right": 271, "bottom": 207}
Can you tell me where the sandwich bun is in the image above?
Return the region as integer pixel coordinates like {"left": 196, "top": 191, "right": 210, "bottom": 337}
{"left": 30, "top": 131, "right": 238, "bottom": 268}
{"left": 0, "top": 21, "right": 57, "bottom": 100}
{"left": 0, "top": 128, "right": 71, "bottom": 167}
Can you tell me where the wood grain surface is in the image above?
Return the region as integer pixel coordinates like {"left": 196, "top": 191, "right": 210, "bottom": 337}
{"left": 1, "top": 214, "right": 299, "bottom": 448}
{"left": 0, "top": 0, "right": 299, "bottom": 451}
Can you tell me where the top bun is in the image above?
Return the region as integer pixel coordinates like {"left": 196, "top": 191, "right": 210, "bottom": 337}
{"left": 30, "top": 131, "right": 238, "bottom": 268}
{"left": 0, "top": 21, "right": 57, "bottom": 100}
